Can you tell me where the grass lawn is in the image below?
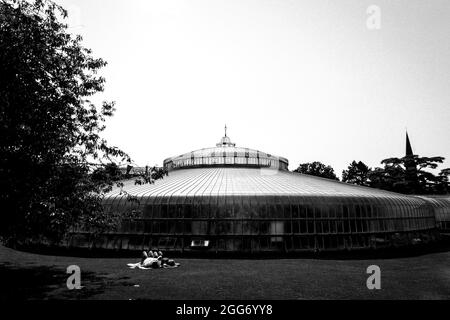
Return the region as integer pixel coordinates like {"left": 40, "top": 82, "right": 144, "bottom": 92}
{"left": 1, "top": 244, "right": 450, "bottom": 300}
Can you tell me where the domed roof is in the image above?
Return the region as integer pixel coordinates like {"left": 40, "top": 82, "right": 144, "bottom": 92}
{"left": 88, "top": 128, "right": 440, "bottom": 255}
{"left": 163, "top": 129, "right": 289, "bottom": 171}
{"left": 106, "top": 167, "right": 423, "bottom": 199}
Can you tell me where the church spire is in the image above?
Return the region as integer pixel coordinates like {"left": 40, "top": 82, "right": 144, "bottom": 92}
{"left": 406, "top": 131, "right": 414, "bottom": 156}
{"left": 404, "top": 130, "right": 418, "bottom": 193}
{"left": 224, "top": 124, "right": 227, "bottom": 137}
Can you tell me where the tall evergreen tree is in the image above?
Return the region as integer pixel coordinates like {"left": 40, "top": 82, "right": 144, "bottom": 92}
{"left": 369, "top": 156, "right": 448, "bottom": 194}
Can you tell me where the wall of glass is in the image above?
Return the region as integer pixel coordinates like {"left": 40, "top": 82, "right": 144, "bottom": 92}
{"left": 68, "top": 194, "right": 438, "bottom": 253}
{"left": 420, "top": 197, "right": 450, "bottom": 233}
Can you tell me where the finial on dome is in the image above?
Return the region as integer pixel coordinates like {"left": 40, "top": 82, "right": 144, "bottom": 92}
{"left": 216, "top": 125, "right": 236, "bottom": 147}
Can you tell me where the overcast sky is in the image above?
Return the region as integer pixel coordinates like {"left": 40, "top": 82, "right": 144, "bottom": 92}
{"left": 55, "top": 0, "right": 450, "bottom": 176}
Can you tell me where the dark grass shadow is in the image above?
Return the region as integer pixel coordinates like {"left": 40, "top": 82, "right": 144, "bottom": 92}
{"left": 0, "top": 263, "right": 132, "bottom": 300}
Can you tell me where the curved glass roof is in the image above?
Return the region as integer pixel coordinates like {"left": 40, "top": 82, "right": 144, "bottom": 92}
{"left": 105, "top": 167, "right": 424, "bottom": 200}
{"left": 163, "top": 133, "right": 289, "bottom": 171}
{"left": 89, "top": 130, "right": 441, "bottom": 253}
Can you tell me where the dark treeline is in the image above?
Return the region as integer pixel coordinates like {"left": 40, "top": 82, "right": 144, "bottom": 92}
{"left": 294, "top": 155, "right": 450, "bottom": 195}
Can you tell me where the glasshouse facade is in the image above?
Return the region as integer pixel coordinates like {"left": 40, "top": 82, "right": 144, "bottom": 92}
{"left": 418, "top": 196, "right": 450, "bottom": 235}
{"left": 67, "top": 132, "right": 440, "bottom": 253}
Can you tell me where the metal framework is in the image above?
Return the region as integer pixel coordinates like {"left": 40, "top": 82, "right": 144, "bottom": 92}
{"left": 65, "top": 133, "right": 444, "bottom": 253}
{"left": 68, "top": 166, "right": 438, "bottom": 253}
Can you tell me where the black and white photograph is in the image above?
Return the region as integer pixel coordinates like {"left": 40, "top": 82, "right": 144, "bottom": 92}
{"left": 1, "top": 0, "right": 450, "bottom": 312}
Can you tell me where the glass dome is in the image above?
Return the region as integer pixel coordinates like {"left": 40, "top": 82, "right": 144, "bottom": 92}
{"left": 67, "top": 167, "right": 438, "bottom": 254}
{"left": 62, "top": 130, "right": 443, "bottom": 255}
{"left": 163, "top": 134, "right": 289, "bottom": 171}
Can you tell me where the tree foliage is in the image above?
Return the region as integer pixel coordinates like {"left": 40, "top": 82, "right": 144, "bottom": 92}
{"left": 293, "top": 161, "right": 339, "bottom": 180}
{"left": 342, "top": 161, "right": 371, "bottom": 186}
{"left": 368, "top": 155, "right": 449, "bottom": 194}
{"left": 0, "top": 0, "right": 133, "bottom": 245}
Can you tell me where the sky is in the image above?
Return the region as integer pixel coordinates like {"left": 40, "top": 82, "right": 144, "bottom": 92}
{"left": 55, "top": 0, "right": 450, "bottom": 176}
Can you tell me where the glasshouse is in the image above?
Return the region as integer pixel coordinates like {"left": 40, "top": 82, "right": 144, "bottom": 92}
{"left": 67, "top": 132, "right": 441, "bottom": 253}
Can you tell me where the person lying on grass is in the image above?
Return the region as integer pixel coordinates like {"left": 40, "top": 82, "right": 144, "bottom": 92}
{"left": 127, "top": 250, "right": 180, "bottom": 269}
{"left": 140, "top": 250, "right": 161, "bottom": 268}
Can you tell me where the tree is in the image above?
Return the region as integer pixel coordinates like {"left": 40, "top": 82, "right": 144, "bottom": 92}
{"left": 0, "top": 0, "right": 130, "bottom": 245}
{"left": 293, "top": 161, "right": 339, "bottom": 180}
{"left": 368, "top": 155, "right": 449, "bottom": 194}
{"left": 415, "top": 156, "right": 445, "bottom": 193}
{"left": 437, "top": 168, "right": 450, "bottom": 194}
{"left": 342, "top": 161, "right": 372, "bottom": 186}
{"left": 368, "top": 161, "right": 405, "bottom": 192}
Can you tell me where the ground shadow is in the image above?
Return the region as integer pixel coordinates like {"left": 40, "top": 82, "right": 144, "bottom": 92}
{"left": 0, "top": 263, "right": 132, "bottom": 300}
